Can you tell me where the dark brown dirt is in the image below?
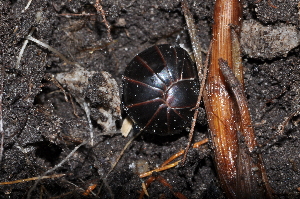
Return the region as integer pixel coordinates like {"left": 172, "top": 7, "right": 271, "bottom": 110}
{"left": 0, "top": 0, "right": 299, "bottom": 198}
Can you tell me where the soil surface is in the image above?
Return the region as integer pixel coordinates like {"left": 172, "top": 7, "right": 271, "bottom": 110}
{"left": 0, "top": 0, "right": 299, "bottom": 198}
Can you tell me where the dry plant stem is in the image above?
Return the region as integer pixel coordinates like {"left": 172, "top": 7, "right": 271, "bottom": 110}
{"left": 16, "top": 27, "right": 36, "bottom": 68}
{"left": 205, "top": 1, "right": 242, "bottom": 195}
{"left": 204, "top": 0, "right": 272, "bottom": 198}
{"left": 139, "top": 138, "right": 208, "bottom": 178}
{"left": 82, "top": 101, "right": 95, "bottom": 146}
{"left": 181, "top": 0, "right": 207, "bottom": 165}
{"left": 161, "top": 138, "right": 209, "bottom": 167}
{"left": 58, "top": 13, "right": 96, "bottom": 17}
{"left": 181, "top": 0, "right": 203, "bottom": 80}
{"left": 97, "top": 177, "right": 113, "bottom": 199}
{"left": 139, "top": 160, "right": 182, "bottom": 178}
{"left": 219, "top": 59, "right": 273, "bottom": 198}
{"left": 63, "top": 180, "right": 95, "bottom": 198}
{"left": 94, "top": 0, "right": 112, "bottom": 42}
{"left": 69, "top": 94, "right": 80, "bottom": 118}
{"left": 25, "top": 35, "right": 80, "bottom": 67}
{"left": 0, "top": 174, "right": 66, "bottom": 185}
{"left": 82, "top": 183, "right": 98, "bottom": 196}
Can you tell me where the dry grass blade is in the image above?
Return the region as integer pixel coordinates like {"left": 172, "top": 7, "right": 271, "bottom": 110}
{"left": 0, "top": 174, "right": 66, "bottom": 185}
{"left": 181, "top": 0, "right": 209, "bottom": 165}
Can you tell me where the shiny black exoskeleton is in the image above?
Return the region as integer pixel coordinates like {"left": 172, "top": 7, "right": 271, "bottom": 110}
{"left": 122, "top": 44, "right": 199, "bottom": 135}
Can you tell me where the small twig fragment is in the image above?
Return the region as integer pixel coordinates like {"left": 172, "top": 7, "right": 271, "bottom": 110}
{"left": 82, "top": 183, "right": 98, "bottom": 196}
{"left": 58, "top": 13, "right": 96, "bottom": 17}
{"left": 94, "top": 0, "right": 112, "bottom": 41}
{"left": 139, "top": 138, "right": 208, "bottom": 178}
{"left": 105, "top": 131, "right": 142, "bottom": 178}
{"left": 25, "top": 35, "right": 80, "bottom": 67}
{"left": 141, "top": 182, "right": 149, "bottom": 197}
{"left": 16, "top": 27, "right": 36, "bottom": 68}
{"left": 181, "top": 0, "right": 210, "bottom": 165}
{"left": 22, "top": 0, "right": 33, "bottom": 13}
{"left": 0, "top": 174, "right": 66, "bottom": 185}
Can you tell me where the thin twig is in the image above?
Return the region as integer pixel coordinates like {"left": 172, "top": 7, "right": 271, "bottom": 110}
{"left": 181, "top": 42, "right": 211, "bottom": 165}
{"left": 16, "top": 27, "right": 36, "bottom": 68}
{"left": 106, "top": 132, "right": 142, "bottom": 178}
{"left": 139, "top": 138, "right": 209, "bottom": 178}
{"left": 181, "top": 0, "right": 209, "bottom": 164}
{"left": 27, "top": 141, "right": 87, "bottom": 199}
{"left": 58, "top": 13, "right": 96, "bottom": 17}
{"left": 261, "top": 107, "right": 300, "bottom": 150}
{"left": 94, "top": 0, "right": 112, "bottom": 42}
{"left": 25, "top": 35, "right": 80, "bottom": 67}
{"left": 49, "top": 75, "right": 69, "bottom": 102}
{"left": 181, "top": 0, "right": 203, "bottom": 79}
{"left": 82, "top": 101, "right": 94, "bottom": 146}
{"left": 0, "top": 174, "right": 66, "bottom": 185}
{"left": 101, "top": 131, "right": 142, "bottom": 199}
{"left": 16, "top": 10, "right": 43, "bottom": 68}
{"left": 22, "top": 0, "right": 33, "bottom": 13}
